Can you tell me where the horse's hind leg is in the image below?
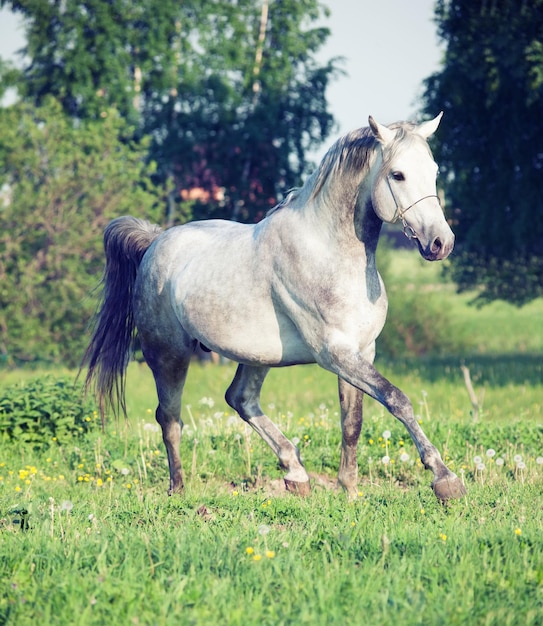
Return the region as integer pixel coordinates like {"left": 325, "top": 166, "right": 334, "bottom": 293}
{"left": 225, "top": 364, "right": 311, "bottom": 495}
{"left": 338, "top": 377, "right": 363, "bottom": 498}
{"left": 144, "top": 346, "right": 191, "bottom": 495}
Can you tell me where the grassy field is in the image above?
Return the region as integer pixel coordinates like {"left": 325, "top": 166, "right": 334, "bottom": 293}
{"left": 1, "top": 250, "right": 542, "bottom": 625}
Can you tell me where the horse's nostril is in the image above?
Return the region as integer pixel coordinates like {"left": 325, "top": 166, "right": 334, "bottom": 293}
{"left": 432, "top": 237, "right": 442, "bottom": 253}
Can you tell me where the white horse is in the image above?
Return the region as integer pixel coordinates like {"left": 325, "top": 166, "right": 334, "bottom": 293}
{"left": 85, "top": 114, "right": 466, "bottom": 502}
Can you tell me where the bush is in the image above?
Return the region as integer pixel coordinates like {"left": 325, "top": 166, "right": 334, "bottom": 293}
{"left": 0, "top": 376, "right": 98, "bottom": 448}
{"left": 378, "top": 288, "right": 474, "bottom": 358}
{"left": 376, "top": 239, "right": 474, "bottom": 358}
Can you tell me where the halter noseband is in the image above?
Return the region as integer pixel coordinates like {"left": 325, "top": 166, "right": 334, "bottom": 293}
{"left": 386, "top": 176, "right": 440, "bottom": 240}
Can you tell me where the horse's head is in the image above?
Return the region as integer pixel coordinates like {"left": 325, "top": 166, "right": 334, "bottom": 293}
{"left": 368, "top": 113, "right": 454, "bottom": 261}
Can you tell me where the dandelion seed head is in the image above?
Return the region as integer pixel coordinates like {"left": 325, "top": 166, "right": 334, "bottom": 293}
{"left": 381, "top": 455, "right": 390, "bottom": 465}
{"left": 486, "top": 448, "right": 496, "bottom": 458}
{"left": 536, "top": 457, "right": 543, "bottom": 466}
{"left": 382, "top": 430, "right": 391, "bottom": 440}
{"left": 198, "top": 396, "right": 215, "bottom": 408}
{"left": 473, "top": 455, "right": 482, "bottom": 464}
{"left": 399, "top": 452, "right": 410, "bottom": 463}
{"left": 513, "top": 454, "right": 523, "bottom": 463}
{"left": 495, "top": 457, "right": 505, "bottom": 466}
{"left": 258, "top": 524, "right": 271, "bottom": 536}
{"left": 516, "top": 461, "right": 526, "bottom": 470}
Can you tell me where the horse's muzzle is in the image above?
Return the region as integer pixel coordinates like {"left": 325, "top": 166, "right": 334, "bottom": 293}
{"left": 418, "top": 233, "right": 455, "bottom": 261}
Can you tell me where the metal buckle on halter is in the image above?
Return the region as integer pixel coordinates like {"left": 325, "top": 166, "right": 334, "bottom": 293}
{"left": 401, "top": 219, "right": 417, "bottom": 240}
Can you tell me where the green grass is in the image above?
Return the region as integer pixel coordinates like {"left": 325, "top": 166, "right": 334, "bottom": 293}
{"left": 1, "top": 248, "right": 542, "bottom": 625}
{"left": 1, "top": 361, "right": 543, "bottom": 625}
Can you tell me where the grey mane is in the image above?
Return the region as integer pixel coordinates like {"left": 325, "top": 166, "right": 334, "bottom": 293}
{"left": 268, "top": 121, "right": 421, "bottom": 214}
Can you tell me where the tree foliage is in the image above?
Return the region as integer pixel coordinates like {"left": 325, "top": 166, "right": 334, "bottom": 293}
{"left": 0, "top": 99, "right": 161, "bottom": 366}
{"left": 422, "top": 0, "right": 543, "bottom": 305}
{"left": 3, "top": 0, "right": 339, "bottom": 223}
{"left": 1, "top": 0, "right": 183, "bottom": 124}
{"left": 144, "top": 0, "right": 338, "bottom": 222}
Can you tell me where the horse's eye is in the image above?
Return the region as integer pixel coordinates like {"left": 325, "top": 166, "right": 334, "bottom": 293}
{"left": 391, "top": 171, "right": 405, "bottom": 182}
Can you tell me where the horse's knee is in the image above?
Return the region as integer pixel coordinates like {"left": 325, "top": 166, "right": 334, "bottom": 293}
{"left": 225, "top": 380, "right": 258, "bottom": 421}
{"left": 224, "top": 384, "right": 236, "bottom": 411}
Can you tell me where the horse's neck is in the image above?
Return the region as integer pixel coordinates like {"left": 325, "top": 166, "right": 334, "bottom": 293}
{"left": 311, "top": 177, "right": 382, "bottom": 260}
{"left": 355, "top": 197, "right": 383, "bottom": 260}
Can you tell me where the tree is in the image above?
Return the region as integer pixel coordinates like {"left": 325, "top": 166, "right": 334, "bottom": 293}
{"left": 422, "top": 0, "right": 543, "bottom": 305}
{"left": 1, "top": 0, "right": 183, "bottom": 124}
{"left": 145, "top": 0, "right": 338, "bottom": 222}
{"left": 2, "top": 0, "right": 339, "bottom": 224}
{"left": 0, "top": 99, "right": 161, "bottom": 366}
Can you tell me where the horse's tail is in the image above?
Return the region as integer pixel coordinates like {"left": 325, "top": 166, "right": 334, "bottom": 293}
{"left": 84, "top": 216, "right": 162, "bottom": 418}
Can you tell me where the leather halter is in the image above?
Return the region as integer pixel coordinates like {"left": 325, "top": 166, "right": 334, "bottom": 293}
{"left": 386, "top": 176, "right": 440, "bottom": 240}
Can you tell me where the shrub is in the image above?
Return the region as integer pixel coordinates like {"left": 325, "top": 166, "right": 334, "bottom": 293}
{"left": 0, "top": 376, "right": 98, "bottom": 447}
{"left": 378, "top": 288, "right": 474, "bottom": 357}
{"left": 376, "top": 239, "right": 475, "bottom": 358}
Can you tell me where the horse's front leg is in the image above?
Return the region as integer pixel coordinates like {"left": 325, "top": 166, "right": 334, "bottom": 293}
{"left": 226, "top": 364, "right": 311, "bottom": 495}
{"left": 337, "top": 377, "right": 364, "bottom": 498}
{"left": 320, "top": 340, "right": 466, "bottom": 502}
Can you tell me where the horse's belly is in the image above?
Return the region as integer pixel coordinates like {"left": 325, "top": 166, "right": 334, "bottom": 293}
{"left": 197, "top": 318, "right": 315, "bottom": 366}
{"left": 174, "top": 287, "right": 315, "bottom": 366}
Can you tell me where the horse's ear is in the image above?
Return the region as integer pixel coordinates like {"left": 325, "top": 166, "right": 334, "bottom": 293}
{"left": 368, "top": 116, "right": 395, "bottom": 145}
{"left": 415, "top": 112, "right": 443, "bottom": 139}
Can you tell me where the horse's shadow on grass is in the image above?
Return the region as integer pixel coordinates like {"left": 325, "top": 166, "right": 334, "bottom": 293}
{"left": 380, "top": 353, "right": 542, "bottom": 387}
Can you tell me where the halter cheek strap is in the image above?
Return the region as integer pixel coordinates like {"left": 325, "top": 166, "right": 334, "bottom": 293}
{"left": 386, "top": 176, "right": 440, "bottom": 240}
{"left": 395, "top": 195, "right": 440, "bottom": 239}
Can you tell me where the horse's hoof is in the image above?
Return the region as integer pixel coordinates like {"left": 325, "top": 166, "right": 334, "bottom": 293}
{"left": 338, "top": 481, "right": 359, "bottom": 500}
{"left": 284, "top": 478, "right": 311, "bottom": 496}
{"left": 168, "top": 482, "right": 185, "bottom": 496}
{"left": 432, "top": 474, "right": 466, "bottom": 502}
